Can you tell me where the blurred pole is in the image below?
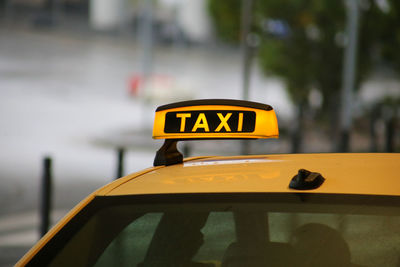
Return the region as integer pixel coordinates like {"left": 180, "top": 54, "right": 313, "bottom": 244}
{"left": 116, "top": 147, "right": 125, "bottom": 179}
{"left": 240, "top": 0, "right": 254, "bottom": 101}
{"left": 240, "top": 0, "right": 254, "bottom": 155}
{"left": 137, "top": 0, "right": 154, "bottom": 128}
{"left": 339, "top": 0, "right": 360, "bottom": 152}
{"left": 291, "top": 101, "right": 305, "bottom": 153}
{"left": 369, "top": 108, "right": 378, "bottom": 152}
{"left": 140, "top": 0, "right": 154, "bottom": 81}
{"left": 383, "top": 107, "right": 396, "bottom": 152}
{"left": 385, "top": 115, "right": 395, "bottom": 152}
{"left": 40, "top": 156, "right": 53, "bottom": 237}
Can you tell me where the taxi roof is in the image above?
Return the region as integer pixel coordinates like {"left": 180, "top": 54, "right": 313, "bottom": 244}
{"left": 99, "top": 153, "right": 400, "bottom": 197}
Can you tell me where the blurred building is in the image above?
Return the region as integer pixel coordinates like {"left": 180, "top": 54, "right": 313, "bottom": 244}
{"left": 1, "top": 0, "right": 212, "bottom": 43}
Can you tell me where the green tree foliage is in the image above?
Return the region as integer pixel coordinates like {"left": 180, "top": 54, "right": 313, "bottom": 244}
{"left": 208, "top": 0, "right": 380, "bottom": 151}
{"left": 207, "top": 0, "right": 242, "bottom": 43}
{"left": 257, "top": 1, "right": 380, "bottom": 132}
{"left": 257, "top": 1, "right": 329, "bottom": 105}
{"left": 256, "top": 1, "right": 324, "bottom": 151}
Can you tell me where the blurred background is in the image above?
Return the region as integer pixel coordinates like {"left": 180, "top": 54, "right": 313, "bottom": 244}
{"left": 0, "top": 0, "right": 399, "bottom": 265}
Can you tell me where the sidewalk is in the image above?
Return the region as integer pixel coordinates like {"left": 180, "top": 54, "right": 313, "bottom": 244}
{"left": 0, "top": 210, "right": 67, "bottom": 266}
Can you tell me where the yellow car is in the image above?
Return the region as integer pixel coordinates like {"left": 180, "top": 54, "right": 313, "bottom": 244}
{"left": 17, "top": 100, "right": 400, "bottom": 267}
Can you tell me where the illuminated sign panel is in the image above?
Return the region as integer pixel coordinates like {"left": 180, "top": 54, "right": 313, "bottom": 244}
{"left": 164, "top": 111, "right": 256, "bottom": 133}
{"left": 153, "top": 99, "right": 279, "bottom": 140}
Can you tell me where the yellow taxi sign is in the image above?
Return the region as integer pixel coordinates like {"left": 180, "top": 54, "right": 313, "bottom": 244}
{"left": 153, "top": 99, "right": 279, "bottom": 139}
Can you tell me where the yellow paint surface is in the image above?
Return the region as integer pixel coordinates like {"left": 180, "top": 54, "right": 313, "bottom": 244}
{"left": 107, "top": 153, "right": 400, "bottom": 196}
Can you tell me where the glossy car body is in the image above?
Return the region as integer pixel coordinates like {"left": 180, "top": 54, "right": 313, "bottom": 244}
{"left": 17, "top": 153, "right": 400, "bottom": 267}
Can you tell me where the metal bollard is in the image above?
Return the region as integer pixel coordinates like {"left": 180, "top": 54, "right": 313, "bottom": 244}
{"left": 116, "top": 148, "right": 125, "bottom": 179}
{"left": 40, "top": 156, "right": 52, "bottom": 237}
{"left": 385, "top": 116, "right": 395, "bottom": 152}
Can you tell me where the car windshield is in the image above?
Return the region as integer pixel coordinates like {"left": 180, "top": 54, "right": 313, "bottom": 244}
{"left": 30, "top": 193, "right": 400, "bottom": 267}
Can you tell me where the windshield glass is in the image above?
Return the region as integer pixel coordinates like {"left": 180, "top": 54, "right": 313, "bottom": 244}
{"left": 31, "top": 194, "right": 400, "bottom": 267}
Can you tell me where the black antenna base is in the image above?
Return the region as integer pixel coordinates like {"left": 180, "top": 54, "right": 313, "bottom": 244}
{"left": 153, "top": 139, "right": 183, "bottom": 166}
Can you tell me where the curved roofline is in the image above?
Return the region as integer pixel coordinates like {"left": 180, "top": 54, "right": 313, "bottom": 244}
{"left": 104, "top": 153, "right": 400, "bottom": 197}
{"left": 156, "top": 99, "right": 273, "bottom": 111}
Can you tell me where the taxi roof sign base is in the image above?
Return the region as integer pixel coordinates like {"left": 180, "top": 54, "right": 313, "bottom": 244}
{"left": 154, "top": 139, "right": 183, "bottom": 166}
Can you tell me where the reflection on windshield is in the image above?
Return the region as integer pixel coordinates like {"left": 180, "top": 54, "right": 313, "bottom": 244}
{"left": 30, "top": 195, "right": 400, "bottom": 267}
